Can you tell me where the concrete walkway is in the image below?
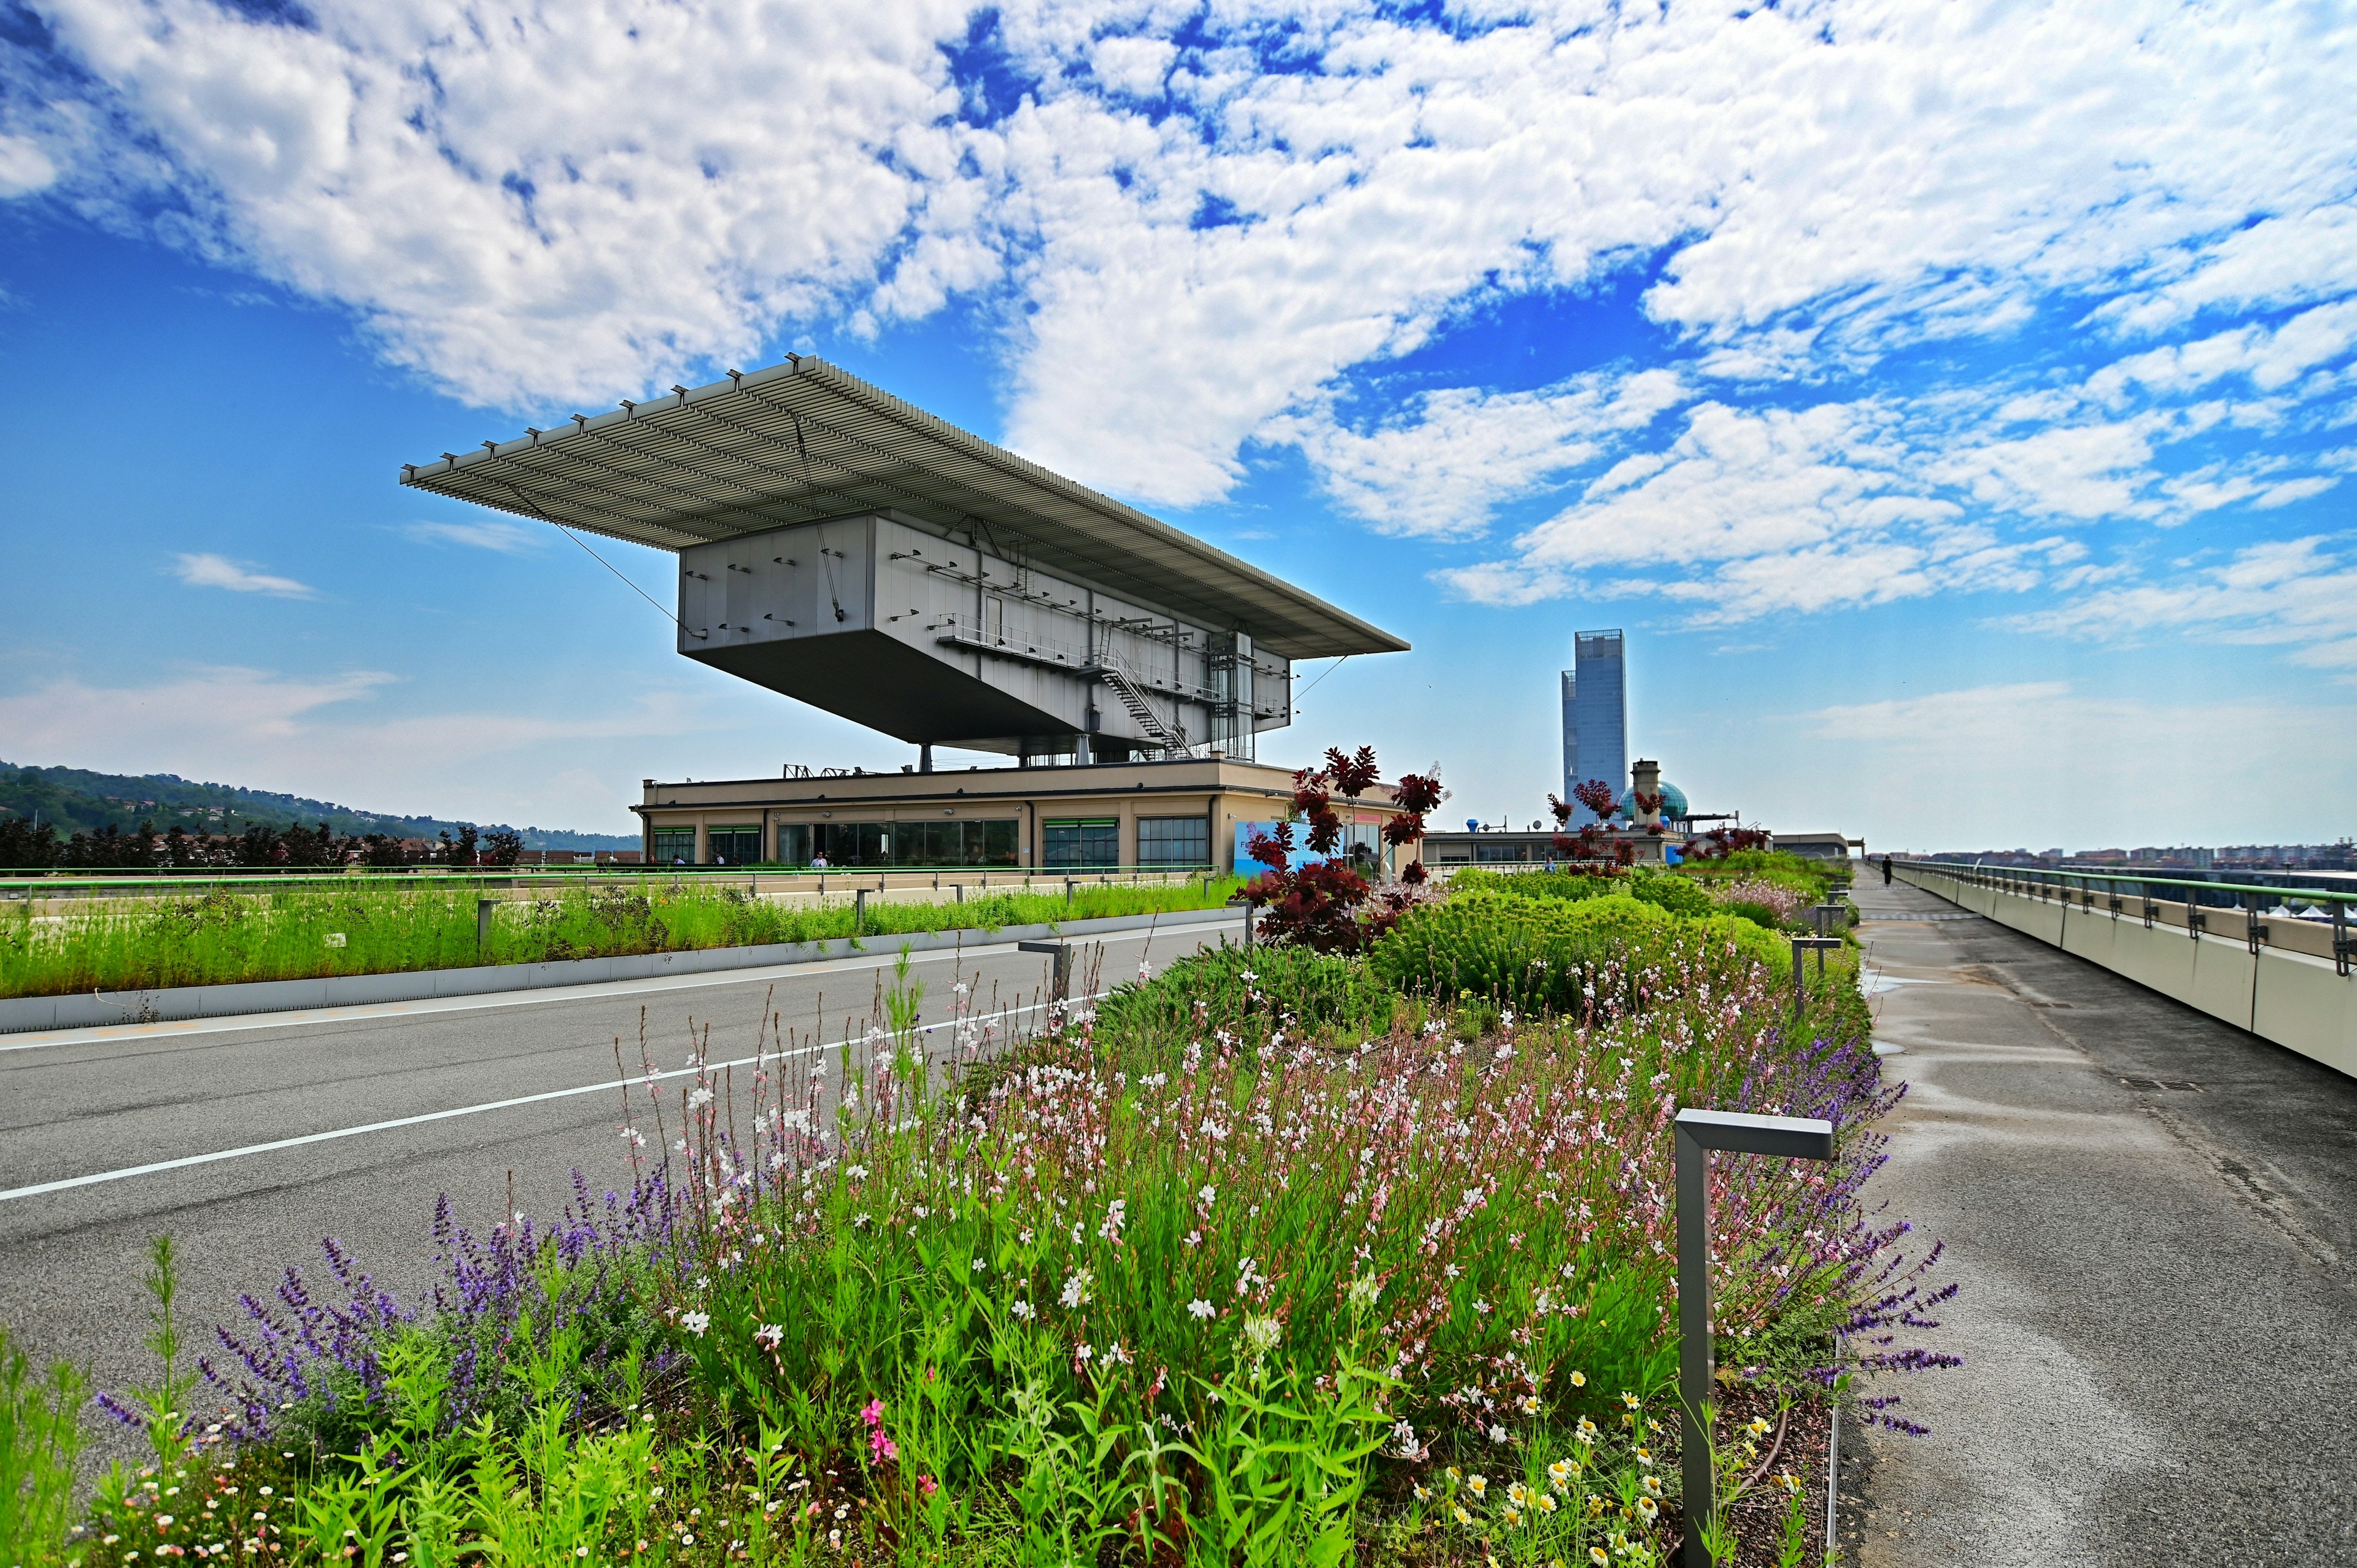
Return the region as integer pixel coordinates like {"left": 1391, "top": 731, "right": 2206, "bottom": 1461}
{"left": 1843, "top": 876, "right": 2357, "bottom": 1566}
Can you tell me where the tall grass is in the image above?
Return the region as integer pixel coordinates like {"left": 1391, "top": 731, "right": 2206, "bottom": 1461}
{"left": 0, "top": 878, "right": 1244, "bottom": 1001}
{"left": 0, "top": 1324, "right": 86, "bottom": 1568}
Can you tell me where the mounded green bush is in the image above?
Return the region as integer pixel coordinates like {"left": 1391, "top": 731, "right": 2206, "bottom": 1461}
{"left": 1093, "top": 938, "right": 1401, "bottom": 1057}
{"left": 1371, "top": 890, "right": 1788, "bottom": 1015}
{"left": 1450, "top": 865, "right": 1714, "bottom": 917}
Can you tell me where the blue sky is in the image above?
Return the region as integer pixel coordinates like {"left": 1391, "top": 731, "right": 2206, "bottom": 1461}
{"left": 2, "top": 0, "right": 2353, "bottom": 851}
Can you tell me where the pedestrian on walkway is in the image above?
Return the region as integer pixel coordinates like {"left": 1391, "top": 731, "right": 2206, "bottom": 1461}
{"left": 1882, "top": 854, "right": 1894, "bottom": 885}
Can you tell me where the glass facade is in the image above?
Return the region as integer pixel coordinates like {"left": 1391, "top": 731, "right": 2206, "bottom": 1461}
{"left": 788, "top": 819, "right": 1020, "bottom": 868}
{"left": 1043, "top": 818, "right": 1121, "bottom": 868}
{"left": 1563, "top": 629, "right": 1627, "bottom": 824}
{"left": 706, "top": 825, "right": 763, "bottom": 863}
{"left": 1137, "top": 814, "right": 1210, "bottom": 867}
{"left": 651, "top": 827, "right": 696, "bottom": 864}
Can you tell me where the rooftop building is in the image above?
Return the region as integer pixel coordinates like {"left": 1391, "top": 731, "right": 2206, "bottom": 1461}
{"left": 404, "top": 357, "right": 1414, "bottom": 867}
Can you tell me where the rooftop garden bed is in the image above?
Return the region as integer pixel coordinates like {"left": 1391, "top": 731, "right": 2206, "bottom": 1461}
{"left": 2, "top": 749, "right": 1951, "bottom": 1567}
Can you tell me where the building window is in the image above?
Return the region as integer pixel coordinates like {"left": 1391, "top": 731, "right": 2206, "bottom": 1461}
{"left": 802, "top": 819, "right": 1023, "bottom": 867}
{"left": 651, "top": 827, "right": 695, "bottom": 865}
{"left": 983, "top": 819, "right": 1020, "bottom": 865}
{"left": 1137, "top": 815, "right": 1210, "bottom": 868}
{"left": 1043, "top": 818, "right": 1120, "bottom": 868}
{"left": 708, "top": 825, "right": 762, "bottom": 864}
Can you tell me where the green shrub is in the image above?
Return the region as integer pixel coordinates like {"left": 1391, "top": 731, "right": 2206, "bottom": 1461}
{"left": 1369, "top": 892, "right": 1651, "bottom": 1012}
{"left": 1450, "top": 865, "right": 1713, "bottom": 917}
{"left": 0, "top": 1325, "right": 85, "bottom": 1568}
{"left": 1372, "top": 891, "right": 1790, "bottom": 1016}
{"left": 1627, "top": 870, "right": 1715, "bottom": 917}
{"left": 1722, "top": 899, "right": 1787, "bottom": 930}
{"left": 1447, "top": 867, "right": 1621, "bottom": 903}
{"left": 1093, "top": 940, "right": 1401, "bottom": 1060}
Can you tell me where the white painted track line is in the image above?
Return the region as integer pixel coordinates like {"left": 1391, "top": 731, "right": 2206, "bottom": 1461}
{"left": 0, "top": 992, "right": 1104, "bottom": 1204}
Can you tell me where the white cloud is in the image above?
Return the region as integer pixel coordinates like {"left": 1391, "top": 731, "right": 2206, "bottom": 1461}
{"left": 404, "top": 520, "right": 544, "bottom": 554}
{"left": 0, "top": 133, "right": 57, "bottom": 196}
{"left": 171, "top": 552, "right": 317, "bottom": 598}
{"left": 1274, "top": 368, "right": 1686, "bottom": 538}
{"left": 9, "top": 0, "right": 2355, "bottom": 660}
{"left": 2008, "top": 536, "right": 2357, "bottom": 674}
{"left": 0, "top": 665, "right": 706, "bottom": 828}
{"left": 1804, "top": 681, "right": 2357, "bottom": 847}
{"left": 23, "top": 0, "right": 987, "bottom": 411}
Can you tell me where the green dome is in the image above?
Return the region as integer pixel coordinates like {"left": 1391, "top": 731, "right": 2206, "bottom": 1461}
{"left": 1617, "top": 781, "right": 1689, "bottom": 821}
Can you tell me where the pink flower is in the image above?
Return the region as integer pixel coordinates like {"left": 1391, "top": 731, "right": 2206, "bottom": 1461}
{"left": 861, "top": 1399, "right": 884, "bottom": 1429}
{"left": 918, "top": 1473, "right": 939, "bottom": 1498}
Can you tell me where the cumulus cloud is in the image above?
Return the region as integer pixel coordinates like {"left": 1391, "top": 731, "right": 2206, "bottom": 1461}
{"left": 21, "top": 0, "right": 989, "bottom": 411}
{"left": 1272, "top": 368, "right": 1687, "bottom": 539}
{"left": 404, "top": 520, "right": 544, "bottom": 554}
{"left": 2007, "top": 536, "right": 2357, "bottom": 674}
{"left": 9, "top": 0, "right": 2355, "bottom": 649}
{"left": 172, "top": 552, "right": 317, "bottom": 598}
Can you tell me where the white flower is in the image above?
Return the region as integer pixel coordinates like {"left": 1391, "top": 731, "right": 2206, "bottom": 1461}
{"left": 681, "top": 1310, "right": 710, "bottom": 1337}
{"left": 687, "top": 1087, "right": 713, "bottom": 1110}
{"left": 1008, "top": 1299, "right": 1035, "bottom": 1321}
{"left": 1188, "top": 1299, "right": 1215, "bottom": 1319}
{"left": 1242, "top": 1315, "right": 1282, "bottom": 1356}
{"left": 1347, "top": 1275, "right": 1381, "bottom": 1308}
{"left": 1198, "top": 1184, "right": 1217, "bottom": 1206}
{"left": 1060, "top": 1269, "right": 1094, "bottom": 1310}
{"left": 845, "top": 1164, "right": 869, "bottom": 1181}
{"left": 970, "top": 1257, "right": 986, "bottom": 1273}
{"left": 754, "top": 1324, "right": 784, "bottom": 1349}
{"left": 1487, "top": 1424, "right": 1509, "bottom": 1444}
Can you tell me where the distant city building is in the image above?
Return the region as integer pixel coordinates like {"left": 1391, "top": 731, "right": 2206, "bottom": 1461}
{"left": 1561, "top": 630, "right": 1627, "bottom": 825}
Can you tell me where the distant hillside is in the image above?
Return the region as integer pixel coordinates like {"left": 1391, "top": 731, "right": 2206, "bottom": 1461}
{"left": 0, "top": 761, "right": 639, "bottom": 851}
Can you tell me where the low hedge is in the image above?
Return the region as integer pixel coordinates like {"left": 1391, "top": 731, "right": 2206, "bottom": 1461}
{"left": 1369, "top": 890, "right": 1786, "bottom": 1014}
{"left": 1449, "top": 866, "right": 1717, "bottom": 918}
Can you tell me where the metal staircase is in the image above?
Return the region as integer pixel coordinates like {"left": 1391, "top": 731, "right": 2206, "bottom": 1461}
{"left": 1091, "top": 648, "right": 1190, "bottom": 752}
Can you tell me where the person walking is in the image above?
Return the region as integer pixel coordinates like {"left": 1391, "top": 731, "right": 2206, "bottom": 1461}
{"left": 1881, "top": 854, "right": 1894, "bottom": 886}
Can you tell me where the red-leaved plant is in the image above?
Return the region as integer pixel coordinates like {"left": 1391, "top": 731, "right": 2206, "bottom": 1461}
{"left": 1547, "top": 779, "right": 1635, "bottom": 867}
{"left": 1686, "top": 825, "right": 1771, "bottom": 860}
{"left": 1242, "top": 747, "right": 1443, "bottom": 951}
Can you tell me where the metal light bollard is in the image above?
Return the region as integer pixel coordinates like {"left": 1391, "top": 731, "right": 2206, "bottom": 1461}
{"left": 476, "top": 897, "right": 498, "bottom": 957}
{"left": 1017, "top": 940, "right": 1072, "bottom": 1005}
{"left": 1790, "top": 935, "right": 1841, "bottom": 1018}
{"left": 1674, "top": 1108, "right": 1836, "bottom": 1568}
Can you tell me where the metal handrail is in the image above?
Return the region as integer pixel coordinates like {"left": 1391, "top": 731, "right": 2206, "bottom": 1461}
{"left": 1901, "top": 859, "right": 2357, "bottom": 906}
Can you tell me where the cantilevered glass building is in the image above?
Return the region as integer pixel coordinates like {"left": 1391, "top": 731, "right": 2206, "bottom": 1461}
{"left": 1561, "top": 629, "right": 1627, "bottom": 824}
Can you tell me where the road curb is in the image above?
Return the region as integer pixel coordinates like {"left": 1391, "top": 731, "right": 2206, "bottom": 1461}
{"left": 0, "top": 905, "right": 1236, "bottom": 1035}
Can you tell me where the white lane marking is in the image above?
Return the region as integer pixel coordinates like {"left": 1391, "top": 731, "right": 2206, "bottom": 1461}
{"left": 0, "top": 920, "right": 1237, "bottom": 1055}
{"left": 0, "top": 992, "right": 1109, "bottom": 1204}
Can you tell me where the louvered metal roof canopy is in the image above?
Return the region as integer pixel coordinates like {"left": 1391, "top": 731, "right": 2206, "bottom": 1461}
{"left": 400, "top": 355, "right": 1408, "bottom": 662}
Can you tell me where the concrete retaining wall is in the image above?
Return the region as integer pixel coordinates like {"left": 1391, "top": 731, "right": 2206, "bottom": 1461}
{"left": 0, "top": 905, "right": 1238, "bottom": 1036}
{"left": 1895, "top": 863, "right": 2357, "bottom": 1079}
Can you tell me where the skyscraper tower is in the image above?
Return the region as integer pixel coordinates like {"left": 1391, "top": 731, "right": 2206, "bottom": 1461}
{"left": 1561, "top": 629, "right": 1627, "bottom": 825}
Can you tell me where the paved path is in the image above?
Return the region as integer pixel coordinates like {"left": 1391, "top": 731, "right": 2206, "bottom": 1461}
{"left": 1844, "top": 876, "right": 2357, "bottom": 1566}
{"left": 0, "top": 921, "right": 1234, "bottom": 1460}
